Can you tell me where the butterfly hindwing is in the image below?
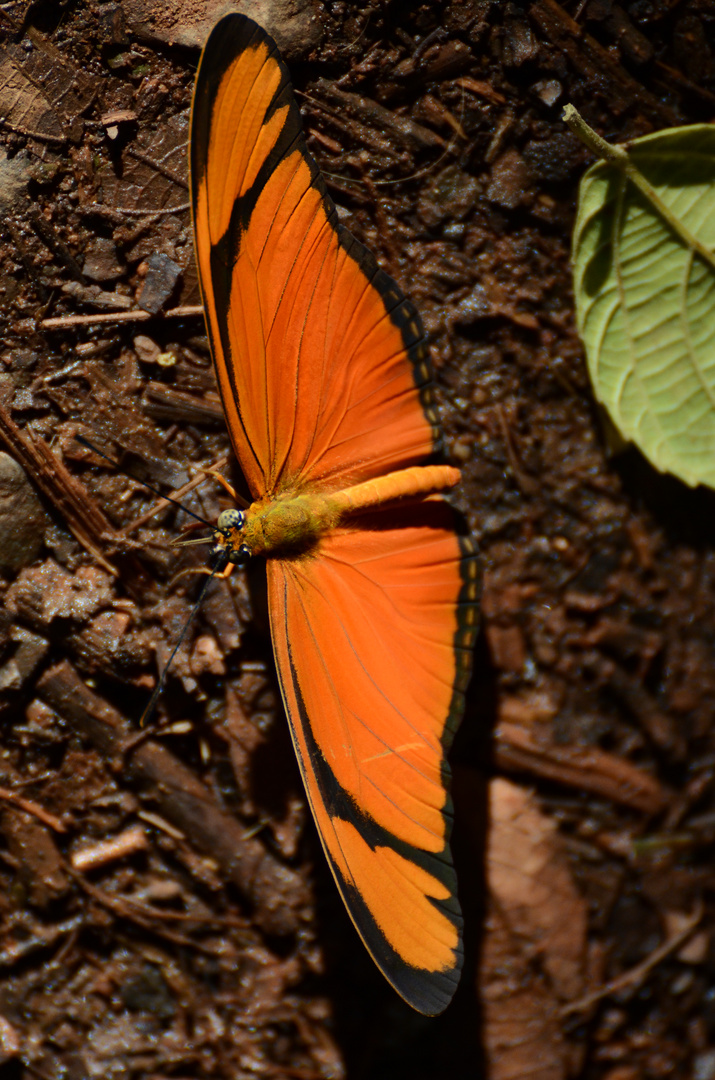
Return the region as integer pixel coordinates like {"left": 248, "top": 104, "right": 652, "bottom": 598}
{"left": 267, "top": 501, "right": 479, "bottom": 1014}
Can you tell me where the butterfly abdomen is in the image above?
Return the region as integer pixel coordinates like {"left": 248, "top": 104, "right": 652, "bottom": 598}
{"left": 332, "top": 465, "right": 461, "bottom": 515}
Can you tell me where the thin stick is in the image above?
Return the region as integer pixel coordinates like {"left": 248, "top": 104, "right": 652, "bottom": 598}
{"left": 70, "top": 869, "right": 221, "bottom": 953}
{"left": 0, "top": 785, "right": 66, "bottom": 832}
{"left": 76, "top": 435, "right": 213, "bottom": 528}
{"left": 40, "top": 304, "right": 204, "bottom": 330}
{"left": 119, "top": 453, "right": 229, "bottom": 536}
{"left": 106, "top": 202, "right": 191, "bottom": 218}
{"left": 561, "top": 901, "right": 703, "bottom": 1017}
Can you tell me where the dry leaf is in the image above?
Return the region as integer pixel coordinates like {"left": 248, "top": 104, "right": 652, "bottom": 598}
{"left": 481, "top": 898, "right": 569, "bottom": 1080}
{"left": 0, "top": 32, "right": 96, "bottom": 144}
{"left": 0, "top": 50, "right": 66, "bottom": 142}
{"left": 488, "top": 778, "right": 588, "bottom": 1000}
{"left": 480, "top": 779, "right": 589, "bottom": 1079}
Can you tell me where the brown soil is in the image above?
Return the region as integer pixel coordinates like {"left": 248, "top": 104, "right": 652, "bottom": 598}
{"left": 0, "top": 1, "right": 714, "bottom": 1078}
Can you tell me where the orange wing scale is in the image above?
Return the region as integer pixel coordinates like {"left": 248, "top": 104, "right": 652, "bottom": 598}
{"left": 268, "top": 502, "right": 478, "bottom": 1013}
{"left": 191, "top": 24, "right": 436, "bottom": 499}
{"left": 190, "top": 14, "right": 479, "bottom": 1015}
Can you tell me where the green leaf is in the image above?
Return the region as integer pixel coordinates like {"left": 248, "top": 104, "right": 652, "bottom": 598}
{"left": 572, "top": 124, "right": 715, "bottom": 489}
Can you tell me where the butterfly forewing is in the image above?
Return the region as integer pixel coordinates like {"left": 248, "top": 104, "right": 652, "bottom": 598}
{"left": 191, "top": 17, "right": 438, "bottom": 498}
{"left": 190, "top": 13, "right": 478, "bottom": 1014}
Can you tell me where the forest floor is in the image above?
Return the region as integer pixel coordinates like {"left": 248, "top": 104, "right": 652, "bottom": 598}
{"left": 0, "top": 1, "right": 715, "bottom": 1078}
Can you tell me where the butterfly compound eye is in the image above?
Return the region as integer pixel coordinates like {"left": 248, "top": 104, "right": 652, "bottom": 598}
{"left": 217, "top": 509, "right": 245, "bottom": 531}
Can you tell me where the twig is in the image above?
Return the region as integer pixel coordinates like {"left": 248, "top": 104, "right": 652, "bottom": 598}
{"left": 495, "top": 720, "right": 668, "bottom": 815}
{"left": 118, "top": 453, "right": 229, "bottom": 536}
{"left": 71, "top": 825, "right": 148, "bottom": 871}
{"left": 561, "top": 901, "right": 704, "bottom": 1016}
{"left": 126, "top": 145, "right": 189, "bottom": 190}
{"left": 120, "top": 201, "right": 191, "bottom": 216}
{"left": 0, "top": 785, "right": 66, "bottom": 832}
{"left": 0, "top": 402, "right": 119, "bottom": 574}
{"left": 78, "top": 202, "right": 190, "bottom": 225}
{"left": 40, "top": 304, "right": 204, "bottom": 330}
{"left": 0, "top": 917, "right": 83, "bottom": 970}
{"left": 494, "top": 403, "right": 541, "bottom": 496}
{"left": 71, "top": 870, "right": 222, "bottom": 953}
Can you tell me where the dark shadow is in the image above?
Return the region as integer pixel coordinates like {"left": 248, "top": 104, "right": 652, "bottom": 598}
{"left": 614, "top": 445, "right": 715, "bottom": 548}
{"left": 447, "top": 627, "right": 498, "bottom": 1077}
{"left": 319, "top": 627, "right": 496, "bottom": 1080}
{"left": 243, "top": 517, "right": 497, "bottom": 1077}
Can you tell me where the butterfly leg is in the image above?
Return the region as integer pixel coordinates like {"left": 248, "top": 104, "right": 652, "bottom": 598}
{"left": 169, "top": 561, "right": 234, "bottom": 589}
{"left": 203, "top": 468, "right": 250, "bottom": 509}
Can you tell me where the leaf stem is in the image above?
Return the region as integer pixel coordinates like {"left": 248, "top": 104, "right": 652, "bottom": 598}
{"left": 563, "top": 103, "right": 715, "bottom": 273}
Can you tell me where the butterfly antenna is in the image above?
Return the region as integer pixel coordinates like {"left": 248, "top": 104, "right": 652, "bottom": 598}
{"left": 138, "top": 551, "right": 229, "bottom": 728}
{"left": 76, "top": 434, "right": 214, "bottom": 528}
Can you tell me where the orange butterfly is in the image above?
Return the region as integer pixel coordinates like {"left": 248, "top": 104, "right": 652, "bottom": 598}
{"left": 190, "top": 14, "right": 479, "bottom": 1015}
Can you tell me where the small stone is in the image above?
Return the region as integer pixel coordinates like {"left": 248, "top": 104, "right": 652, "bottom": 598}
{"left": 122, "top": 0, "right": 323, "bottom": 59}
{"left": 133, "top": 334, "right": 161, "bottom": 362}
{"left": 532, "top": 79, "right": 562, "bottom": 106}
{"left": 486, "top": 148, "right": 532, "bottom": 210}
{"left": 82, "top": 237, "right": 125, "bottom": 282}
{"left": 0, "top": 149, "right": 31, "bottom": 211}
{"left": 417, "top": 164, "right": 481, "bottom": 228}
{"left": 0, "top": 453, "right": 47, "bottom": 573}
{"left": 136, "top": 252, "right": 182, "bottom": 314}
{"left": 190, "top": 635, "right": 226, "bottom": 677}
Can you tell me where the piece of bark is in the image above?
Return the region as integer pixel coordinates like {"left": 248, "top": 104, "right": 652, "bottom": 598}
{"left": 142, "top": 381, "right": 225, "bottom": 424}
{"left": 314, "top": 80, "right": 446, "bottom": 152}
{"left": 1, "top": 808, "right": 70, "bottom": 907}
{"left": 495, "top": 719, "right": 669, "bottom": 814}
{"left": 582, "top": 0, "right": 654, "bottom": 65}
{"left": 0, "top": 404, "right": 119, "bottom": 575}
{"left": 0, "top": 762, "right": 69, "bottom": 908}
{"left": 37, "top": 661, "right": 307, "bottom": 936}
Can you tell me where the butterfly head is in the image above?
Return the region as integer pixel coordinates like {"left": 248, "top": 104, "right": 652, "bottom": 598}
{"left": 213, "top": 508, "right": 251, "bottom": 564}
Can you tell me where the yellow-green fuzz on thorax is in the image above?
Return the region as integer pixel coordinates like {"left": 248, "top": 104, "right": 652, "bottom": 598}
{"left": 214, "top": 489, "right": 342, "bottom": 563}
